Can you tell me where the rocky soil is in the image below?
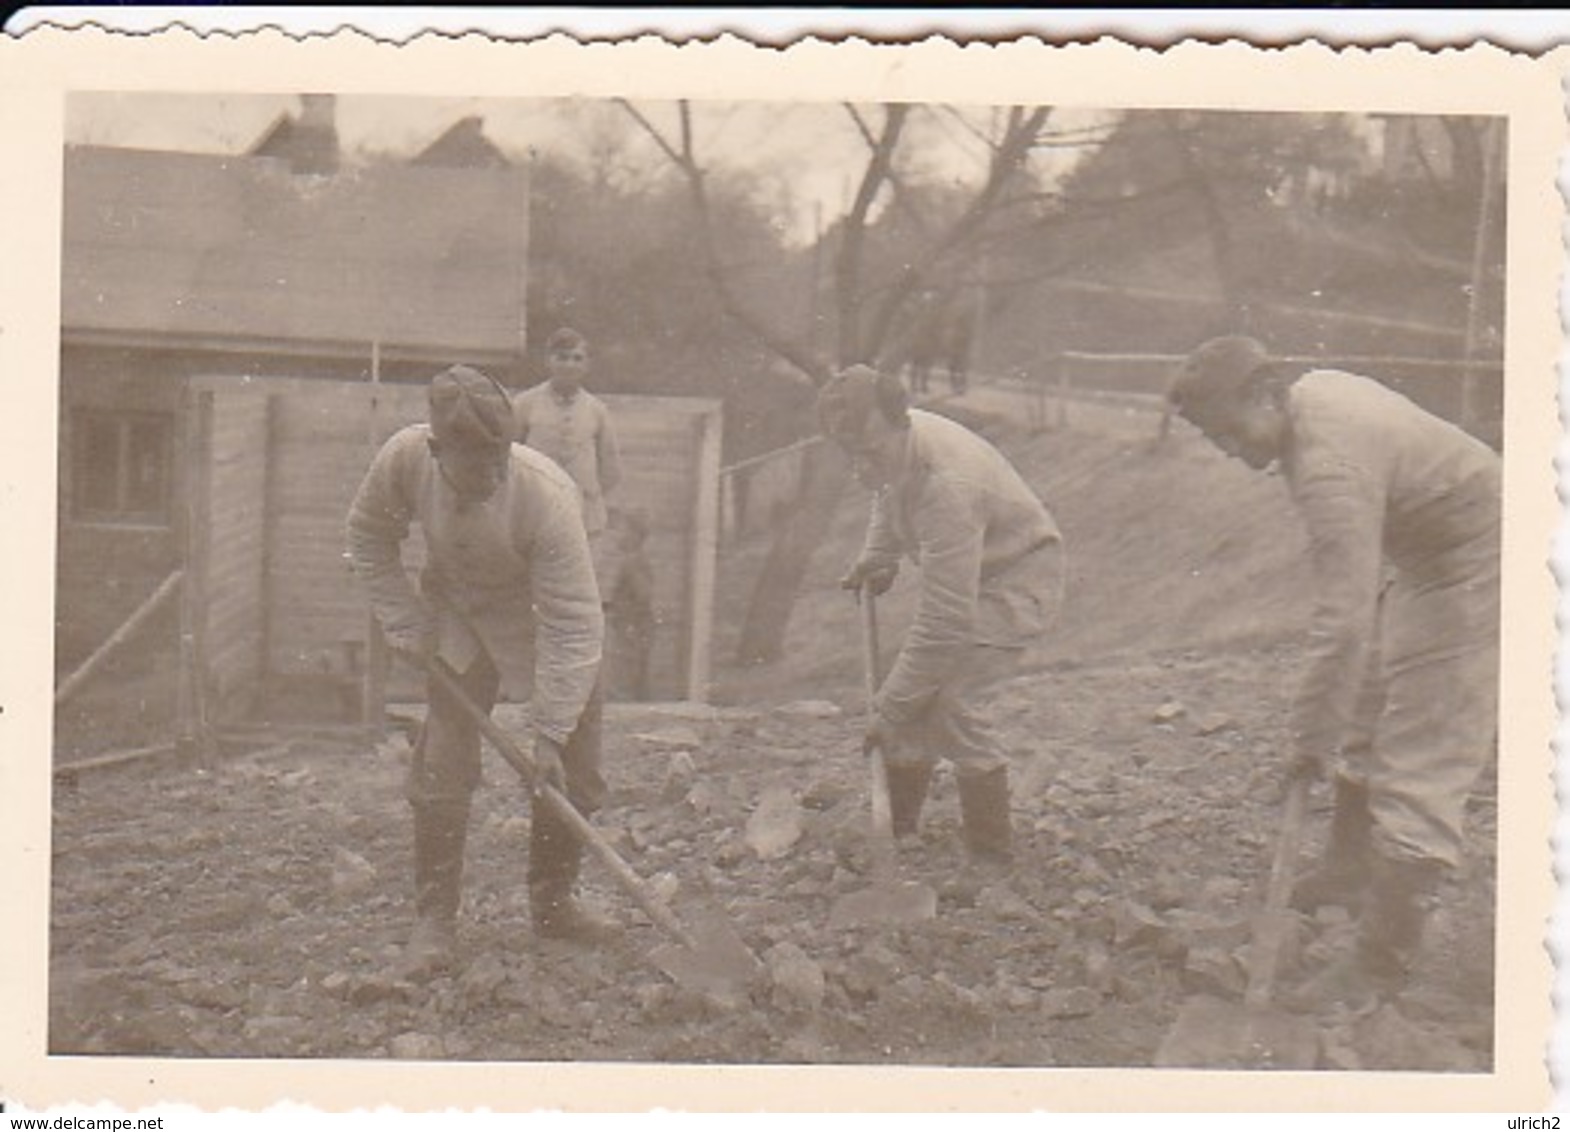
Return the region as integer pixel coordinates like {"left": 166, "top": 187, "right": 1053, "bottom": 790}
{"left": 48, "top": 393, "right": 1499, "bottom": 1072}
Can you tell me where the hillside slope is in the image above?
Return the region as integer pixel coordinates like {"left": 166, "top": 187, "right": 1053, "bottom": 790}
{"left": 713, "top": 396, "right": 1314, "bottom": 709}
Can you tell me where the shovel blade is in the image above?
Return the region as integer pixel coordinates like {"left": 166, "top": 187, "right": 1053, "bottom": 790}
{"left": 1155, "top": 995, "right": 1321, "bottom": 1070}
{"left": 647, "top": 904, "right": 761, "bottom": 996}
{"left": 829, "top": 880, "right": 939, "bottom": 929}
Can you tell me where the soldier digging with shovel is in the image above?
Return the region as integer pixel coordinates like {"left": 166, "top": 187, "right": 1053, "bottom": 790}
{"left": 1167, "top": 336, "right": 1500, "bottom": 1013}
{"left": 346, "top": 364, "right": 614, "bottom": 979}
{"left": 817, "top": 365, "right": 1066, "bottom": 873}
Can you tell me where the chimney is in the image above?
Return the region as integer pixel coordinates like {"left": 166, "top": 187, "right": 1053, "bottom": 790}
{"left": 292, "top": 93, "right": 340, "bottom": 176}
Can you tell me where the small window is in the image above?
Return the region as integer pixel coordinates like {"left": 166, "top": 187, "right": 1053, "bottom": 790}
{"left": 72, "top": 410, "right": 173, "bottom": 525}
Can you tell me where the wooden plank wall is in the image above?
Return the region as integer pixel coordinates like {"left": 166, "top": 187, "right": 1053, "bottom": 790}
{"left": 196, "top": 382, "right": 269, "bottom": 719}
{"left": 602, "top": 395, "right": 718, "bottom": 700}
{"left": 192, "top": 377, "right": 720, "bottom": 707}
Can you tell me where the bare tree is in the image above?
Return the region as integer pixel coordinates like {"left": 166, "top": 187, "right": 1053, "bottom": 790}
{"left": 619, "top": 99, "right": 1057, "bottom": 663}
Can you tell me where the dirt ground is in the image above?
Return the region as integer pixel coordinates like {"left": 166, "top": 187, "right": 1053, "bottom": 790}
{"left": 47, "top": 390, "right": 1498, "bottom": 1072}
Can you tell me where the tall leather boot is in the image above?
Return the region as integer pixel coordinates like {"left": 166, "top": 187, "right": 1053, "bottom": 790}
{"left": 957, "top": 766, "right": 1014, "bottom": 865}
{"left": 1285, "top": 851, "right": 1442, "bottom": 1013}
{"left": 400, "top": 799, "right": 470, "bottom": 978}
{"left": 1291, "top": 775, "right": 1373, "bottom": 913}
{"left": 528, "top": 800, "right": 617, "bottom": 943}
{"left": 885, "top": 760, "right": 936, "bottom": 841}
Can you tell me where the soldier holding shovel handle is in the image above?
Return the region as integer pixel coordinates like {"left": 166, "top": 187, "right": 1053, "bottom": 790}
{"left": 346, "top": 364, "right": 614, "bottom": 979}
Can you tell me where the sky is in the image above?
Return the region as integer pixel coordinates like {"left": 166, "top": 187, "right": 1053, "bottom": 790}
{"left": 64, "top": 92, "right": 1108, "bottom": 245}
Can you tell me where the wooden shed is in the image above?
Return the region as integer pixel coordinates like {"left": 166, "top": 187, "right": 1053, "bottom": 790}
{"left": 57, "top": 142, "right": 531, "bottom": 670}
{"left": 179, "top": 375, "right": 721, "bottom": 740}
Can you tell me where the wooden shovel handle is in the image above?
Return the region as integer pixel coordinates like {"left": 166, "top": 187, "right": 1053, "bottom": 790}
{"left": 1244, "top": 773, "right": 1310, "bottom": 1009}
{"left": 858, "top": 589, "right": 898, "bottom": 875}
{"left": 422, "top": 658, "right": 696, "bottom": 949}
{"left": 859, "top": 588, "right": 882, "bottom": 702}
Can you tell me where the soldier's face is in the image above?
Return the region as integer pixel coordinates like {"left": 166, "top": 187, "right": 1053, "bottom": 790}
{"left": 429, "top": 436, "right": 509, "bottom": 503}
{"left": 548, "top": 345, "right": 588, "bottom": 390}
{"left": 837, "top": 413, "right": 905, "bottom": 490}
{"left": 1189, "top": 390, "right": 1284, "bottom": 471}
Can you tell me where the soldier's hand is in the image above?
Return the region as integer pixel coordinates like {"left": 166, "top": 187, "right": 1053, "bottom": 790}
{"left": 384, "top": 620, "right": 435, "bottom": 663}
{"left": 1289, "top": 744, "right": 1330, "bottom": 783}
{"left": 532, "top": 733, "right": 568, "bottom": 795}
{"left": 839, "top": 558, "right": 898, "bottom": 598}
{"left": 862, "top": 712, "right": 897, "bottom": 759}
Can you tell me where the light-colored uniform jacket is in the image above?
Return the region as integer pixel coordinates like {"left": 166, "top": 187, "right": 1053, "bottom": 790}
{"left": 513, "top": 384, "right": 623, "bottom": 536}
{"left": 345, "top": 424, "right": 604, "bottom": 744}
{"left": 859, "top": 409, "right": 1063, "bottom": 724}
{"left": 1282, "top": 370, "right": 1500, "bottom": 759}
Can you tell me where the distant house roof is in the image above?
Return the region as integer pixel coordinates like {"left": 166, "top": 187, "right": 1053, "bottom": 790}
{"left": 413, "top": 116, "right": 512, "bottom": 169}
{"left": 249, "top": 93, "right": 341, "bottom": 176}
{"left": 62, "top": 144, "right": 529, "bottom": 359}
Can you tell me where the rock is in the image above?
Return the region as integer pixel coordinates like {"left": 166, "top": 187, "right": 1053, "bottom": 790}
{"left": 1144, "top": 872, "right": 1188, "bottom": 911}
{"left": 766, "top": 941, "right": 826, "bottom": 1013}
{"left": 458, "top": 953, "right": 508, "bottom": 1000}
{"left": 346, "top": 974, "right": 411, "bottom": 1006}
{"left": 1083, "top": 940, "right": 1115, "bottom": 993}
{"left": 175, "top": 980, "right": 248, "bottom": 1012}
{"left": 1354, "top": 1005, "right": 1482, "bottom": 1072}
{"left": 1182, "top": 946, "right": 1246, "bottom": 999}
{"left": 535, "top": 986, "right": 579, "bottom": 1028}
{"left": 242, "top": 1015, "right": 305, "bottom": 1048}
{"left": 885, "top": 973, "right": 927, "bottom": 1008}
{"left": 780, "top": 1032, "right": 830, "bottom": 1062}
{"left": 329, "top": 847, "right": 378, "bottom": 901}
{"left": 977, "top": 885, "right": 1035, "bottom": 920}
{"left": 662, "top": 751, "right": 698, "bottom": 802}
{"left": 634, "top": 982, "right": 672, "bottom": 1017}
{"left": 320, "top": 972, "right": 351, "bottom": 996}
{"left": 745, "top": 785, "right": 804, "bottom": 860}
{"left": 686, "top": 779, "right": 732, "bottom": 815}
{"left": 1151, "top": 700, "right": 1187, "bottom": 724}
{"left": 388, "top": 1031, "right": 447, "bottom": 1060}
{"left": 1166, "top": 909, "right": 1252, "bottom": 955}
{"left": 841, "top": 944, "right": 902, "bottom": 998}
{"left": 265, "top": 892, "right": 297, "bottom": 919}
{"left": 713, "top": 838, "right": 749, "bottom": 869}
{"left": 933, "top": 973, "right": 988, "bottom": 1015}
{"left": 650, "top": 871, "right": 681, "bottom": 904}
{"left": 1198, "top": 875, "right": 1247, "bottom": 907}
{"left": 1040, "top": 986, "right": 1101, "bottom": 1019}
{"left": 498, "top": 814, "right": 532, "bottom": 842}
{"left": 633, "top": 726, "right": 704, "bottom": 751}
{"left": 1112, "top": 899, "right": 1173, "bottom": 951}
{"left": 799, "top": 777, "right": 850, "bottom": 811}
{"left": 998, "top": 984, "right": 1038, "bottom": 1011}
{"left": 1195, "top": 712, "right": 1236, "bottom": 736}
{"left": 777, "top": 699, "right": 843, "bottom": 720}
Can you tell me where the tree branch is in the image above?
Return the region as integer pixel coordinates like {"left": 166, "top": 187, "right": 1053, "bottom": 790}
{"left": 863, "top": 105, "right": 1053, "bottom": 359}
{"left": 617, "top": 98, "right": 827, "bottom": 384}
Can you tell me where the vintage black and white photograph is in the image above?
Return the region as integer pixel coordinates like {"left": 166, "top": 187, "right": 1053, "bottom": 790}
{"left": 3, "top": 30, "right": 1561, "bottom": 1114}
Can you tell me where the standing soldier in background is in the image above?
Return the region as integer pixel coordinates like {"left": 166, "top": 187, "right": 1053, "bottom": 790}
{"left": 1167, "top": 335, "right": 1500, "bottom": 1012}
{"left": 513, "top": 327, "right": 624, "bottom": 575}
{"left": 818, "top": 365, "right": 1065, "bottom": 867}
{"left": 346, "top": 365, "right": 612, "bottom": 979}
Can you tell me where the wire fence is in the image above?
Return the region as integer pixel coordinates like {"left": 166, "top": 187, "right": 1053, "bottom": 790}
{"left": 717, "top": 349, "right": 1503, "bottom": 545}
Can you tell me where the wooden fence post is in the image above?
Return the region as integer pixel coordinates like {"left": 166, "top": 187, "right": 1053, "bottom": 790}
{"left": 177, "top": 387, "right": 215, "bottom": 765}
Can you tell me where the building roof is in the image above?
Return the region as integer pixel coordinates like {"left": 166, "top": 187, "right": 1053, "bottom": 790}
{"left": 412, "top": 116, "right": 512, "bottom": 169}
{"left": 62, "top": 144, "right": 529, "bottom": 359}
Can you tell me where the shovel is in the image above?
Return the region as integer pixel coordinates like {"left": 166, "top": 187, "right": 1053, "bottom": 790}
{"left": 828, "top": 588, "right": 939, "bottom": 929}
{"left": 1155, "top": 773, "right": 1320, "bottom": 1069}
{"left": 422, "top": 658, "right": 761, "bottom": 995}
